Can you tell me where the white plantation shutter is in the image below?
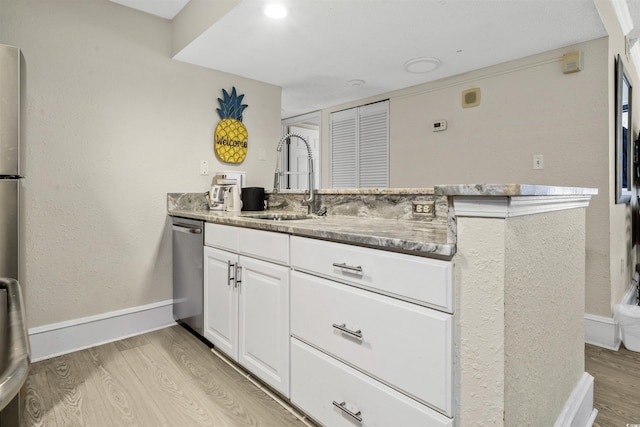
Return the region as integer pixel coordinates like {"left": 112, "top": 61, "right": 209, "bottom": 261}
{"left": 330, "top": 108, "right": 358, "bottom": 188}
{"left": 359, "top": 102, "right": 389, "bottom": 187}
{"left": 330, "top": 100, "right": 389, "bottom": 188}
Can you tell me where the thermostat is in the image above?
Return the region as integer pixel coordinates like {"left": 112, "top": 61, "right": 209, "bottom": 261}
{"left": 432, "top": 120, "right": 447, "bottom": 132}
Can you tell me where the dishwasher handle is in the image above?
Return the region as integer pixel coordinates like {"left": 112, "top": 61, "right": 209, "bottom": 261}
{"left": 172, "top": 224, "right": 203, "bottom": 234}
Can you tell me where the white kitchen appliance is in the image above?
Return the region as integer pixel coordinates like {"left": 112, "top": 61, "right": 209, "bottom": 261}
{"left": 223, "top": 182, "right": 242, "bottom": 212}
{"left": 209, "top": 171, "right": 245, "bottom": 211}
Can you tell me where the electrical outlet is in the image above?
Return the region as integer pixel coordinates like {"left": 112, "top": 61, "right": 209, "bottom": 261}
{"left": 200, "top": 160, "right": 209, "bottom": 175}
{"left": 533, "top": 154, "right": 544, "bottom": 170}
{"left": 413, "top": 201, "right": 435, "bottom": 217}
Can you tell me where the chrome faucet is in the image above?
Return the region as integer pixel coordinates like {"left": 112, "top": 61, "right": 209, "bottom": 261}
{"left": 273, "top": 133, "right": 315, "bottom": 214}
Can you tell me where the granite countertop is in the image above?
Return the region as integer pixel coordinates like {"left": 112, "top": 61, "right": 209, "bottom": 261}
{"left": 434, "top": 184, "right": 598, "bottom": 196}
{"left": 167, "top": 184, "right": 598, "bottom": 260}
{"left": 169, "top": 208, "right": 455, "bottom": 258}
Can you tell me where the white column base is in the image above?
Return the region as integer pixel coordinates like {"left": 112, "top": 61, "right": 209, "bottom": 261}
{"left": 553, "top": 373, "right": 596, "bottom": 427}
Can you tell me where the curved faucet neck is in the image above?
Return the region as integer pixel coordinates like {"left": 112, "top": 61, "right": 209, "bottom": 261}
{"left": 273, "top": 133, "right": 316, "bottom": 213}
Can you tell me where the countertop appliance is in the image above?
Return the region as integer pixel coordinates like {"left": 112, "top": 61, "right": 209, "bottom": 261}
{"left": 241, "top": 187, "right": 266, "bottom": 211}
{"left": 172, "top": 217, "right": 204, "bottom": 337}
{"left": 209, "top": 171, "right": 245, "bottom": 211}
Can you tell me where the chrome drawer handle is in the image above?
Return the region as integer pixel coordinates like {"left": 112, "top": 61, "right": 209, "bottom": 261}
{"left": 332, "top": 262, "right": 363, "bottom": 274}
{"left": 332, "top": 401, "right": 362, "bottom": 423}
{"left": 332, "top": 323, "right": 363, "bottom": 340}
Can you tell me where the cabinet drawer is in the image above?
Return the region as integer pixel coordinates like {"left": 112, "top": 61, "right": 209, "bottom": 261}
{"left": 238, "top": 227, "right": 289, "bottom": 265}
{"left": 290, "top": 236, "right": 452, "bottom": 311}
{"left": 291, "top": 339, "right": 453, "bottom": 427}
{"left": 204, "top": 222, "right": 239, "bottom": 252}
{"left": 291, "top": 271, "right": 452, "bottom": 415}
{"left": 205, "top": 223, "right": 289, "bottom": 265}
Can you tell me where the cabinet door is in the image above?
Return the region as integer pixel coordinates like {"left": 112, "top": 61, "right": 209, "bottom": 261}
{"left": 238, "top": 256, "right": 290, "bottom": 397}
{"left": 203, "top": 246, "right": 239, "bottom": 360}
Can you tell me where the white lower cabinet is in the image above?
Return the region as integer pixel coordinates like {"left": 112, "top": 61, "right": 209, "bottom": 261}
{"left": 290, "top": 271, "right": 452, "bottom": 414}
{"left": 290, "top": 236, "right": 454, "bottom": 426}
{"left": 237, "top": 256, "right": 289, "bottom": 395}
{"left": 204, "top": 237, "right": 290, "bottom": 397}
{"left": 291, "top": 339, "right": 453, "bottom": 427}
{"left": 203, "top": 224, "right": 453, "bottom": 424}
{"left": 203, "top": 246, "right": 238, "bottom": 357}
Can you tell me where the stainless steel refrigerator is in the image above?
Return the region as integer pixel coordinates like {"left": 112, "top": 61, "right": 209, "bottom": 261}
{"left": 0, "top": 44, "right": 22, "bottom": 280}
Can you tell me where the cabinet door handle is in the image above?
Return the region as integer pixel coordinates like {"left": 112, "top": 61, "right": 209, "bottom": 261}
{"left": 332, "top": 401, "right": 362, "bottom": 423}
{"left": 235, "top": 264, "right": 242, "bottom": 288}
{"left": 332, "top": 323, "right": 363, "bottom": 340}
{"left": 227, "top": 261, "right": 235, "bottom": 287}
{"left": 332, "top": 262, "right": 363, "bottom": 274}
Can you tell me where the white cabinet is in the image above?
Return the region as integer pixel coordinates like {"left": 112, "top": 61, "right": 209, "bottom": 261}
{"left": 237, "top": 256, "right": 289, "bottom": 395}
{"left": 204, "top": 223, "right": 290, "bottom": 397}
{"left": 204, "top": 246, "right": 238, "bottom": 357}
{"left": 291, "top": 339, "right": 453, "bottom": 427}
{"left": 291, "top": 236, "right": 452, "bottom": 312}
{"left": 290, "top": 236, "right": 454, "bottom": 425}
{"left": 204, "top": 222, "right": 453, "bottom": 423}
{"left": 291, "top": 271, "right": 452, "bottom": 414}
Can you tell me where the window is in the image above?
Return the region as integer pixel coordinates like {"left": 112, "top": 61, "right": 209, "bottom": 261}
{"left": 330, "top": 100, "right": 389, "bottom": 188}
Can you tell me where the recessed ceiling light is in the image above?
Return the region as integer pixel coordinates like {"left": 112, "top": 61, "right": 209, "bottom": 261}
{"left": 264, "top": 4, "right": 287, "bottom": 19}
{"left": 347, "top": 79, "right": 366, "bottom": 87}
{"left": 404, "top": 57, "right": 441, "bottom": 73}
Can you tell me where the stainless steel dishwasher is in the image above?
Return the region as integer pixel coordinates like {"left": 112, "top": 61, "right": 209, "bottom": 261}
{"left": 172, "top": 217, "right": 204, "bottom": 337}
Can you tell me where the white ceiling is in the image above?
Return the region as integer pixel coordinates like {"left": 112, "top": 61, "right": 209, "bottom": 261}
{"left": 113, "top": 0, "right": 629, "bottom": 119}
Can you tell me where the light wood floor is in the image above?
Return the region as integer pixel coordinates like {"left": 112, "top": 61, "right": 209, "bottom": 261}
{"left": 586, "top": 343, "right": 640, "bottom": 427}
{"left": 20, "top": 326, "right": 310, "bottom": 427}
{"left": 20, "top": 328, "right": 640, "bottom": 426}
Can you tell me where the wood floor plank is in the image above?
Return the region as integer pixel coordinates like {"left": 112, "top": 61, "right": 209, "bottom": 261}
{"left": 586, "top": 343, "right": 640, "bottom": 426}
{"left": 20, "top": 326, "right": 309, "bottom": 427}
{"left": 113, "top": 333, "right": 151, "bottom": 352}
{"left": 157, "top": 328, "right": 304, "bottom": 426}
{"left": 20, "top": 371, "right": 54, "bottom": 427}
{"left": 120, "top": 342, "right": 224, "bottom": 426}
{"left": 41, "top": 354, "right": 91, "bottom": 426}
{"left": 80, "top": 342, "right": 168, "bottom": 426}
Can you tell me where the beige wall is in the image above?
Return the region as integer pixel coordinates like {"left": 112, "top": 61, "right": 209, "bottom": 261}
{"left": 455, "top": 207, "right": 587, "bottom": 425}
{"left": 594, "top": 0, "right": 640, "bottom": 317}
{"left": 321, "top": 37, "right": 615, "bottom": 317}
{"left": 1, "top": 0, "right": 281, "bottom": 328}
{"left": 504, "top": 209, "right": 585, "bottom": 424}
{"left": 454, "top": 217, "right": 505, "bottom": 425}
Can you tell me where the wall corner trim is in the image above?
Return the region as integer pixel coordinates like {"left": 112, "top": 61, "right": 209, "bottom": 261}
{"left": 28, "top": 299, "right": 176, "bottom": 362}
{"left": 553, "top": 372, "right": 597, "bottom": 427}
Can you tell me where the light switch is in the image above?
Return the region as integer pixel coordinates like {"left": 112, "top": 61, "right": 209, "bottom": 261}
{"left": 533, "top": 154, "right": 544, "bottom": 170}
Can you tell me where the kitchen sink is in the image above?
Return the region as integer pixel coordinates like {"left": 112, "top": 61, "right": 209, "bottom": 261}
{"left": 246, "top": 213, "right": 312, "bottom": 221}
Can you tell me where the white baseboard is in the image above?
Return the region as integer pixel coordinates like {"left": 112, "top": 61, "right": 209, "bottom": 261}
{"left": 29, "top": 299, "right": 176, "bottom": 362}
{"left": 584, "top": 283, "right": 638, "bottom": 350}
{"left": 553, "top": 373, "right": 596, "bottom": 427}
{"left": 584, "top": 313, "right": 620, "bottom": 350}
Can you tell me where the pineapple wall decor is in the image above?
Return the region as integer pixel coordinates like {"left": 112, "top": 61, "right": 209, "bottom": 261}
{"left": 214, "top": 87, "right": 249, "bottom": 164}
